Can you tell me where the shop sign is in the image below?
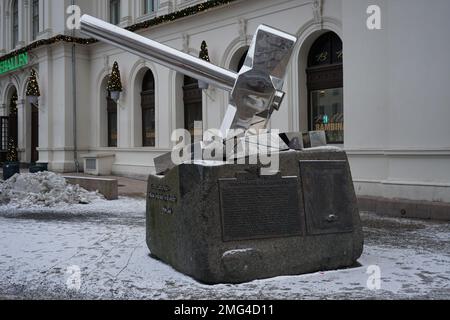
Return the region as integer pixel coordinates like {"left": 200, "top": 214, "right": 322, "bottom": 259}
{"left": 0, "top": 52, "right": 29, "bottom": 75}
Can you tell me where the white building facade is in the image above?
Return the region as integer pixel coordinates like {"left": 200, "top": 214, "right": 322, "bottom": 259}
{"left": 1, "top": 0, "right": 450, "bottom": 216}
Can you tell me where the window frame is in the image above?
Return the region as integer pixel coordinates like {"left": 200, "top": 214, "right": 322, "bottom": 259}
{"left": 12, "top": 0, "right": 19, "bottom": 48}
{"left": 306, "top": 32, "right": 344, "bottom": 145}
{"left": 109, "top": 0, "right": 121, "bottom": 25}
{"left": 32, "top": 0, "right": 39, "bottom": 40}
{"left": 143, "top": 0, "right": 156, "bottom": 15}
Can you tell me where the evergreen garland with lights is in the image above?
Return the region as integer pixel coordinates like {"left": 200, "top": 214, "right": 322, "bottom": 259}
{"left": 0, "top": 35, "right": 97, "bottom": 64}
{"left": 6, "top": 137, "right": 18, "bottom": 163}
{"left": 199, "top": 41, "right": 211, "bottom": 62}
{"left": 107, "top": 62, "right": 123, "bottom": 92}
{"left": 0, "top": 0, "right": 239, "bottom": 64}
{"left": 126, "top": 0, "right": 239, "bottom": 32}
{"left": 26, "top": 69, "right": 41, "bottom": 97}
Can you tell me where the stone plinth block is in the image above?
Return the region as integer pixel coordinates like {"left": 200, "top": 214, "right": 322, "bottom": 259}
{"left": 146, "top": 149, "right": 364, "bottom": 284}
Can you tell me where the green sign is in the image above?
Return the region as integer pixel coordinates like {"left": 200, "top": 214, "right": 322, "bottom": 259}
{"left": 0, "top": 52, "right": 29, "bottom": 75}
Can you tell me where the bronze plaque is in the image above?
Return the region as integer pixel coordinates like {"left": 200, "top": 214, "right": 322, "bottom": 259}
{"left": 219, "top": 175, "right": 302, "bottom": 242}
{"left": 300, "top": 160, "right": 354, "bottom": 235}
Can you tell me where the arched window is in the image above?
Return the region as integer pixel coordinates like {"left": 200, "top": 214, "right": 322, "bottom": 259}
{"left": 12, "top": 0, "right": 19, "bottom": 48}
{"left": 107, "top": 91, "right": 118, "bottom": 147}
{"left": 183, "top": 76, "right": 202, "bottom": 137}
{"left": 110, "top": 0, "right": 120, "bottom": 25}
{"left": 307, "top": 32, "right": 343, "bottom": 144}
{"left": 32, "top": 0, "right": 39, "bottom": 40}
{"left": 141, "top": 70, "right": 155, "bottom": 147}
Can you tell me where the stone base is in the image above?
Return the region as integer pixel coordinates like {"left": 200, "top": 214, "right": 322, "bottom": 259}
{"left": 358, "top": 196, "right": 450, "bottom": 221}
{"left": 64, "top": 176, "right": 118, "bottom": 201}
{"left": 146, "top": 149, "right": 364, "bottom": 284}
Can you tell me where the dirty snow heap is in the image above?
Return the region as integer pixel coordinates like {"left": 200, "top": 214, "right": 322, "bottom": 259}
{"left": 0, "top": 172, "right": 103, "bottom": 208}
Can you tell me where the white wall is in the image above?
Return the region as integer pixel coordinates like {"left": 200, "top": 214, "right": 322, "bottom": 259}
{"left": 343, "top": 0, "right": 450, "bottom": 202}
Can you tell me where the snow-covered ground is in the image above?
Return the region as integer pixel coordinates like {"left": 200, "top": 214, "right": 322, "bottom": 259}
{"left": 0, "top": 196, "right": 448, "bottom": 299}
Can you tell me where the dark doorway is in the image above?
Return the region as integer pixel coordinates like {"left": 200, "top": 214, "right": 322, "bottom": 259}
{"left": 183, "top": 76, "right": 202, "bottom": 137}
{"left": 306, "top": 32, "right": 344, "bottom": 144}
{"left": 31, "top": 103, "right": 39, "bottom": 162}
{"left": 141, "top": 70, "right": 155, "bottom": 147}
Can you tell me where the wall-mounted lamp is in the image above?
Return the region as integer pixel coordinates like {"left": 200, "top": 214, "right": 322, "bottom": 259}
{"left": 107, "top": 61, "right": 123, "bottom": 102}
{"left": 26, "top": 69, "right": 40, "bottom": 106}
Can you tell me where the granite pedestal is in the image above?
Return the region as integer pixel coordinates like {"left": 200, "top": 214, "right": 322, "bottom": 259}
{"left": 146, "top": 148, "right": 364, "bottom": 284}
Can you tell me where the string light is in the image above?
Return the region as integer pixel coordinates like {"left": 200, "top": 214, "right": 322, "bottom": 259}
{"left": 6, "top": 93, "right": 18, "bottom": 162}
{"left": 199, "top": 41, "right": 211, "bottom": 62}
{"left": 6, "top": 137, "right": 18, "bottom": 163}
{"left": 0, "top": 0, "right": 239, "bottom": 64}
{"left": 26, "top": 69, "right": 41, "bottom": 97}
{"left": 0, "top": 35, "right": 97, "bottom": 64}
{"left": 107, "top": 61, "right": 123, "bottom": 93}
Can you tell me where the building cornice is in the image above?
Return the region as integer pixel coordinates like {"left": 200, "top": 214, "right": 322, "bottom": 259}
{"left": 0, "top": 0, "right": 241, "bottom": 63}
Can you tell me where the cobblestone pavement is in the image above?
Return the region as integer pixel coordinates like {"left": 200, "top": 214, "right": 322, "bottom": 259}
{"left": 0, "top": 205, "right": 448, "bottom": 300}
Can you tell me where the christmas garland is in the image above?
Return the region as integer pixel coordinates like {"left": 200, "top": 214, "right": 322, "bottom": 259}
{"left": 126, "top": 0, "right": 240, "bottom": 32}
{"left": 0, "top": 35, "right": 97, "bottom": 64}
{"left": 199, "top": 41, "right": 211, "bottom": 62}
{"left": 26, "top": 69, "right": 41, "bottom": 97}
{"left": 0, "top": 0, "right": 240, "bottom": 64}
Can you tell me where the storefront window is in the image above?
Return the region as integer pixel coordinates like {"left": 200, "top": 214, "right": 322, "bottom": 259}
{"left": 310, "top": 88, "right": 343, "bottom": 144}
{"left": 307, "top": 32, "right": 343, "bottom": 144}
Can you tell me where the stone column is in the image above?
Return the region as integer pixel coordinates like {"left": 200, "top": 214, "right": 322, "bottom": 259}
{"left": 157, "top": 0, "right": 174, "bottom": 16}
{"left": 119, "top": 0, "right": 133, "bottom": 27}
{"left": 23, "top": 0, "right": 30, "bottom": 43}
{"left": 0, "top": 104, "right": 6, "bottom": 117}
{"left": 17, "top": 0, "right": 26, "bottom": 47}
{"left": 38, "top": 0, "right": 52, "bottom": 40}
{"left": 36, "top": 47, "right": 52, "bottom": 166}
{"left": 16, "top": 98, "right": 31, "bottom": 163}
{"left": 3, "top": 7, "right": 10, "bottom": 52}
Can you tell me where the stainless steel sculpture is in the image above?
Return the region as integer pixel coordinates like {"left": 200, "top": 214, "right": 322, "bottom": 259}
{"left": 80, "top": 15, "right": 297, "bottom": 134}
{"left": 80, "top": 15, "right": 364, "bottom": 285}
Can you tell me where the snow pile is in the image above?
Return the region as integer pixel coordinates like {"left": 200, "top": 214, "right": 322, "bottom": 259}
{"left": 0, "top": 172, "right": 103, "bottom": 208}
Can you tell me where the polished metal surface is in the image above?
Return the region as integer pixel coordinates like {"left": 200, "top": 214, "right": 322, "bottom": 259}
{"left": 229, "top": 25, "right": 296, "bottom": 131}
{"left": 80, "top": 15, "right": 297, "bottom": 133}
{"left": 80, "top": 15, "right": 236, "bottom": 91}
